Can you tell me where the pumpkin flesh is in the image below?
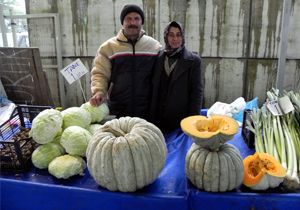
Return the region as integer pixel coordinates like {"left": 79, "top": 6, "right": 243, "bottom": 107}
{"left": 243, "top": 153, "right": 286, "bottom": 190}
{"left": 181, "top": 115, "right": 239, "bottom": 150}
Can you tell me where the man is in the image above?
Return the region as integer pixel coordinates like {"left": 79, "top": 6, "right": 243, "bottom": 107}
{"left": 89, "top": 4, "right": 161, "bottom": 119}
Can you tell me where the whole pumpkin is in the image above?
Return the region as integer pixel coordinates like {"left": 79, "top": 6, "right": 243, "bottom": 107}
{"left": 186, "top": 143, "right": 244, "bottom": 192}
{"left": 86, "top": 117, "right": 167, "bottom": 192}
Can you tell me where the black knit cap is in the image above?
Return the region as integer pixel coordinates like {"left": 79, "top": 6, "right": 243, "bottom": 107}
{"left": 120, "top": 4, "right": 144, "bottom": 25}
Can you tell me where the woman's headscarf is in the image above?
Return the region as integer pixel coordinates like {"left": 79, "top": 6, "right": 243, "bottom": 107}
{"left": 163, "top": 21, "right": 185, "bottom": 57}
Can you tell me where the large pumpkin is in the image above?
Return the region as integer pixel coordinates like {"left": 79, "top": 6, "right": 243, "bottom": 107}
{"left": 181, "top": 115, "right": 239, "bottom": 150}
{"left": 243, "top": 153, "right": 286, "bottom": 190}
{"left": 86, "top": 117, "right": 167, "bottom": 192}
{"left": 185, "top": 143, "right": 244, "bottom": 192}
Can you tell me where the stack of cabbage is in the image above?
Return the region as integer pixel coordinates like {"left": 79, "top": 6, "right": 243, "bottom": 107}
{"left": 29, "top": 102, "right": 109, "bottom": 179}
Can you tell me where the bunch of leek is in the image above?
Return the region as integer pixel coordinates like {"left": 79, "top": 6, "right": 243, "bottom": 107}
{"left": 247, "top": 89, "right": 300, "bottom": 190}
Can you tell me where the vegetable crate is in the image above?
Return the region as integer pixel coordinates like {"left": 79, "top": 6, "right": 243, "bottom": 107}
{"left": 0, "top": 105, "right": 51, "bottom": 172}
{"left": 242, "top": 109, "right": 255, "bottom": 148}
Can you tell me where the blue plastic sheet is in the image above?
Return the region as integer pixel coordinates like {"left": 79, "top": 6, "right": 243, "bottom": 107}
{"left": 1, "top": 128, "right": 299, "bottom": 210}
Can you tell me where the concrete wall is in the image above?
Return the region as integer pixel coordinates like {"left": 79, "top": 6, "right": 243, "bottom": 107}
{"left": 25, "top": 0, "right": 300, "bottom": 108}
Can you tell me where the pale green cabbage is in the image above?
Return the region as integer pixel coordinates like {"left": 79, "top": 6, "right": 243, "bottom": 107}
{"left": 31, "top": 143, "right": 65, "bottom": 169}
{"left": 48, "top": 154, "right": 86, "bottom": 179}
{"left": 81, "top": 102, "right": 109, "bottom": 123}
{"left": 87, "top": 124, "right": 102, "bottom": 135}
{"left": 60, "top": 125, "right": 92, "bottom": 156}
{"left": 29, "top": 109, "right": 63, "bottom": 144}
{"left": 61, "top": 107, "right": 92, "bottom": 129}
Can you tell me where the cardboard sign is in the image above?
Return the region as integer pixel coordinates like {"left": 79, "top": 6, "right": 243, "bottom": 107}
{"left": 60, "top": 59, "right": 88, "bottom": 84}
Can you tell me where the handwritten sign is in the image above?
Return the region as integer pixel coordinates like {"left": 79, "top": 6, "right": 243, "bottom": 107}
{"left": 60, "top": 59, "right": 88, "bottom": 84}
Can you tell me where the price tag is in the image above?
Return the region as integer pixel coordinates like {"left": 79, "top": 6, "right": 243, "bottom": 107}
{"left": 278, "top": 95, "right": 294, "bottom": 114}
{"left": 266, "top": 100, "right": 283, "bottom": 116}
{"left": 60, "top": 59, "right": 88, "bottom": 84}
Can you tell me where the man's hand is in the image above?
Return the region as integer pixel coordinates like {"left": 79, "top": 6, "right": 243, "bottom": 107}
{"left": 89, "top": 92, "right": 106, "bottom": 107}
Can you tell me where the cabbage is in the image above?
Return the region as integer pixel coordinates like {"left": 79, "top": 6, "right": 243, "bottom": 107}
{"left": 29, "top": 109, "right": 63, "bottom": 144}
{"left": 81, "top": 102, "right": 109, "bottom": 123}
{"left": 88, "top": 124, "right": 102, "bottom": 135}
{"left": 48, "top": 154, "right": 86, "bottom": 179}
{"left": 60, "top": 126, "right": 92, "bottom": 156}
{"left": 31, "top": 143, "right": 65, "bottom": 169}
{"left": 61, "top": 107, "right": 92, "bottom": 129}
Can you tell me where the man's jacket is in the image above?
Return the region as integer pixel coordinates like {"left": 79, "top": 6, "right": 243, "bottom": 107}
{"left": 91, "top": 29, "right": 161, "bottom": 119}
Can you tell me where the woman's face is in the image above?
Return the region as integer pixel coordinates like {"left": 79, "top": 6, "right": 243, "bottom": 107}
{"left": 167, "top": 26, "right": 183, "bottom": 49}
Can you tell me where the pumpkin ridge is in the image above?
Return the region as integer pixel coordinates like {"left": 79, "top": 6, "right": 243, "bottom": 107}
{"left": 188, "top": 147, "right": 202, "bottom": 185}
{"left": 217, "top": 151, "right": 229, "bottom": 192}
{"left": 222, "top": 152, "right": 237, "bottom": 190}
{"left": 136, "top": 128, "right": 162, "bottom": 181}
{"left": 194, "top": 147, "right": 209, "bottom": 189}
{"left": 203, "top": 151, "right": 214, "bottom": 191}
{"left": 210, "top": 152, "right": 220, "bottom": 192}
{"left": 186, "top": 144, "right": 202, "bottom": 184}
{"left": 125, "top": 133, "right": 145, "bottom": 188}
{"left": 101, "top": 137, "right": 118, "bottom": 190}
{"left": 112, "top": 137, "right": 137, "bottom": 192}
{"left": 222, "top": 145, "right": 244, "bottom": 186}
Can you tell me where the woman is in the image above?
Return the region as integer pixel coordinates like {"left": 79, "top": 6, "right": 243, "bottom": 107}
{"left": 150, "top": 21, "right": 204, "bottom": 132}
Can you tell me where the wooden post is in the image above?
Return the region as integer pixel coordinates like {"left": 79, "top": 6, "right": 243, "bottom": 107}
{"left": 276, "top": 0, "right": 292, "bottom": 91}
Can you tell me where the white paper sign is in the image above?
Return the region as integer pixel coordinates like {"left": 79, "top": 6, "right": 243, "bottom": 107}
{"left": 278, "top": 95, "right": 294, "bottom": 114}
{"left": 267, "top": 96, "right": 294, "bottom": 116}
{"left": 267, "top": 100, "right": 283, "bottom": 116}
{"left": 60, "top": 59, "right": 88, "bottom": 84}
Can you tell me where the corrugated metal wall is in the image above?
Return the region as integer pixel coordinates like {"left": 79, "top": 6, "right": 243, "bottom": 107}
{"left": 25, "top": 0, "right": 300, "bottom": 108}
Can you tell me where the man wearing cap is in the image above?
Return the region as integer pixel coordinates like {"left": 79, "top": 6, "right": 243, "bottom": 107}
{"left": 89, "top": 4, "right": 161, "bottom": 119}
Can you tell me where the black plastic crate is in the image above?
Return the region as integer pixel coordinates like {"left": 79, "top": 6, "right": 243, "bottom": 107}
{"left": 0, "top": 104, "right": 52, "bottom": 172}
{"left": 242, "top": 109, "right": 255, "bottom": 149}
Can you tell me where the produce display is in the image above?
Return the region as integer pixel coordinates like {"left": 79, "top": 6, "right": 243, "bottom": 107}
{"left": 4, "top": 88, "right": 299, "bottom": 195}
{"left": 29, "top": 102, "right": 109, "bottom": 179}
{"left": 246, "top": 89, "right": 300, "bottom": 190}
{"left": 182, "top": 115, "right": 244, "bottom": 192}
{"left": 86, "top": 117, "right": 167, "bottom": 192}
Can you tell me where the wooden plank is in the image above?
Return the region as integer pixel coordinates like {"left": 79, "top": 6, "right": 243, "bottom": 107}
{"left": 0, "top": 47, "right": 53, "bottom": 106}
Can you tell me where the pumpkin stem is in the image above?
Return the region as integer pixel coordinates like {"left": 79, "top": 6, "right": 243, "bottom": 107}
{"left": 101, "top": 125, "right": 126, "bottom": 137}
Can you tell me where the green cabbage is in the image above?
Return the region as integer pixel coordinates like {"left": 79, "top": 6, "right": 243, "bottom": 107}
{"left": 61, "top": 107, "right": 92, "bottom": 129}
{"left": 81, "top": 102, "right": 109, "bottom": 123}
{"left": 31, "top": 143, "right": 65, "bottom": 169}
{"left": 29, "top": 109, "right": 63, "bottom": 144}
{"left": 48, "top": 154, "right": 86, "bottom": 179}
{"left": 87, "top": 124, "right": 102, "bottom": 135}
{"left": 60, "top": 125, "right": 92, "bottom": 156}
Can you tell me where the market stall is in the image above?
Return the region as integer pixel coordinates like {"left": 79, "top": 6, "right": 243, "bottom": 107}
{"left": 1, "top": 127, "right": 299, "bottom": 210}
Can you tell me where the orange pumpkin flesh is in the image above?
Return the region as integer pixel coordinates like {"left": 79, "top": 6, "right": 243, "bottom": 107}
{"left": 180, "top": 115, "right": 239, "bottom": 150}
{"left": 243, "top": 153, "right": 286, "bottom": 190}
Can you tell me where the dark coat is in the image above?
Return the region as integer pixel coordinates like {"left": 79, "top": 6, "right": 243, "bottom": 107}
{"left": 149, "top": 47, "right": 204, "bottom": 132}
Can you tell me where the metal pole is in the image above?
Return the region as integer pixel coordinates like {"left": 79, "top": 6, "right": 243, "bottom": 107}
{"left": 0, "top": 5, "right": 8, "bottom": 46}
{"left": 276, "top": 0, "right": 292, "bottom": 91}
{"left": 53, "top": 13, "right": 66, "bottom": 108}
{"left": 9, "top": 8, "right": 17, "bottom": 47}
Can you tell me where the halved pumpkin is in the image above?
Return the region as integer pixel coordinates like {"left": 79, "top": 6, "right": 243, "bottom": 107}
{"left": 180, "top": 115, "right": 239, "bottom": 150}
{"left": 243, "top": 153, "right": 286, "bottom": 190}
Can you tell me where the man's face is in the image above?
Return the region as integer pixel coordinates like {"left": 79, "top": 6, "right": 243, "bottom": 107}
{"left": 123, "top": 12, "right": 142, "bottom": 40}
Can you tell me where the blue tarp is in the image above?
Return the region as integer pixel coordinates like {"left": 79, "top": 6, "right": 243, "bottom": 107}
{"left": 1, "top": 128, "right": 299, "bottom": 210}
